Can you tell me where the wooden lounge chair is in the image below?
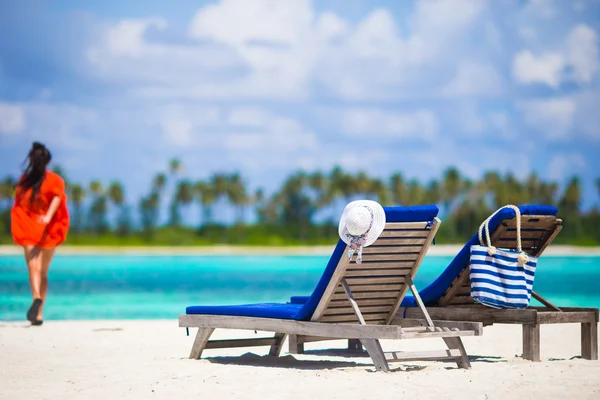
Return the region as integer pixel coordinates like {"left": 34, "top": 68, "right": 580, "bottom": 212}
{"left": 179, "top": 205, "right": 483, "bottom": 372}
{"left": 399, "top": 205, "right": 598, "bottom": 362}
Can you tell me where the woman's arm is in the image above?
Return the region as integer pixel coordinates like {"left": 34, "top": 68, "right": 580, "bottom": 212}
{"left": 40, "top": 196, "right": 61, "bottom": 224}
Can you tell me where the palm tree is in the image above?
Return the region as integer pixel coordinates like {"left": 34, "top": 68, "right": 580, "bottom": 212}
{"left": 69, "top": 183, "right": 86, "bottom": 233}
{"left": 0, "top": 176, "right": 16, "bottom": 209}
{"left": 425, "top": 180, "right": 441, "bottom": 205}
{"left": 140, "top": 192, "right": 160, "bottom": 239}
{"left": 153, "top": 173, "right": 167, "bottom": 193}
{"left": 172, "top": 180, "right": 194, "bottom": 226}
{"left": 108, "top": 181, "right": 128, "bottom": 235}
{"left": 194, "top": 181, "right": 217, "bottom": 227}
{"left": 88, "top": 180, "right": 107, "bottom": 234}
{"left": 389, "top": 173, "right": 408, "bottom": 205}
{"left": 441, "top": 167, "right": 461, "bottom": 213}
{"left": 169, "top": 158, "right": 183, "bottom": 175}
{"left": 226, "top": 173, "right": 248, "bottom": 224}
{"left": 369, "top": 178, "right": 390, "bottom": 205}
{"left": 559, "top": 177, "right": 581, "bottom": 216}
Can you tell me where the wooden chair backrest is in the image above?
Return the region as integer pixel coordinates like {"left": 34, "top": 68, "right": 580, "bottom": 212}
{"left": 311, "top": 218, "right": 441, "bottom": 325}
{"left": 438, "top": 215, "right": 563, "bottom": 306}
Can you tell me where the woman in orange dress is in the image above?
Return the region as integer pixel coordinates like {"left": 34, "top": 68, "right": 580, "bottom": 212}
{"left": 11, "top": 142, "right": 70, "bottom": 326}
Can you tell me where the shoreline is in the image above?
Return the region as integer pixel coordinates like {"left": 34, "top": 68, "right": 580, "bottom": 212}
{"left": 1, "top": 244, "right": 599, "bottom": 256}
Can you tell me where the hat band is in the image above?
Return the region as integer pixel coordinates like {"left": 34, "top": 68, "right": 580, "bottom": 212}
{"left": 344, "top": 206, "right": 374, "bottom": 264}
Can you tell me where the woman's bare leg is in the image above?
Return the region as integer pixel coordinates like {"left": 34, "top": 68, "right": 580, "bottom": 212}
{"left": 38, "top": 248, "right": 56, "bottom": 320}
{"left": 24, "top": 245, "right": 42, "bottom": 300}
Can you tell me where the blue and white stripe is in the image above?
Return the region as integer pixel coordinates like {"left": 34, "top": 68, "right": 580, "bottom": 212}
{"left": 469, "top": 245, "right": 538, "bottom": 309}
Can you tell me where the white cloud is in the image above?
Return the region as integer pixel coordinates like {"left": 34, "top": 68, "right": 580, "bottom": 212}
{"left": 512, "top": 50, "right": 565, "bottom": 88}
{"left": 489, "top": 112, "right": 516, "bottom": 140}
{"left": 336, "top": 108, "right": 438, "bottom": 140}
{"left": 547, "top": 153, "right": 587, "bottom": 180}
{"left": 0, "top": 103, "right": 25, "bottom": 135}
{"left": 566, "top": 24, "right": 599, "bottom": 84}
{"left": 512, "top": 23, "right": 599, "bottom": 88}
{"left": 105, "top": 18, "right": 167, "bottom": 57}
{"left": 227, "top": 108, "right": 271, "bottom": 127}
{"left": 518, "top": 26, "right": 537, "bottom": 41}
{"left": 517, "top": 98, "right": 575, "bottom": 140}
{"left": 441, "top": 60, "right": 504, "bottom": 97}
{"left": 83, "top": 0, "right": 498, "bottom": 101}
{"left": 159, "top": 105, "right": 220, "bottom": 146}
{"left": 522, "top": 0, "right": 558, "bottom": 20}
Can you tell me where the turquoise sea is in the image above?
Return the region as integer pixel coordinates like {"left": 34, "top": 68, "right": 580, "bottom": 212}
{"left": 1, "top": 254, "right": 599, "bottom": 321}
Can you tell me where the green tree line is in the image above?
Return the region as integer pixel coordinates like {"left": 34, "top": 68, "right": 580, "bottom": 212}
{"left": 1, "top": 159, "right": 599, "bottom": 246}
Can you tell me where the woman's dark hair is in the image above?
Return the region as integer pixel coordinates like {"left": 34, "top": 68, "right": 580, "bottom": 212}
{"left": 19, "top": 142, "right": 52, "bottom": 205}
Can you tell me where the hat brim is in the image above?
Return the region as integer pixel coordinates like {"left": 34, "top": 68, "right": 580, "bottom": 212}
{"left": 338, "top": 200, "right": 386, "bottom": 248}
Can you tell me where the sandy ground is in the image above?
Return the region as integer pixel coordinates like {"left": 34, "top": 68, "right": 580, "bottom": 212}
{"left": 1, "top": 244, "right": 599, "bottom": 256}
{"left": 0, "top": 320, "right": 598, "bottom": 400}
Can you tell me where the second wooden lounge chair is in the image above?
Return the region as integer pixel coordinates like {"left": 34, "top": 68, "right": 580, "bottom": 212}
{"left": 398, "top": 205, "right": 598, "bottom": 362}
{"left": 179, "top": 205, "right": 482, "bottom": 372}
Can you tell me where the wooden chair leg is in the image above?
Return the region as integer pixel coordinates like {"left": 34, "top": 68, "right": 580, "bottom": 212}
{"left": 269, "top": 333, "right": 288, "bottom": 356}
{"left": 522, "top": 323, "right": 541, "bottom": 362}
{"left": 189, "top": 328, "right": 215, "bottom": 360}
{"left": 288, "top": 334, "right": 305, "bottom": 354}
{"left": 443, "top": 337, "right": 471, "bottom": 369}
{"left": 348, "top": 339, "right": 363, "bottom": 351}
{"left": 360, "top": 339, "right": 390, "bottom": 372}
{"left": 581, "top": 322, "right": 598, "bottom": 360}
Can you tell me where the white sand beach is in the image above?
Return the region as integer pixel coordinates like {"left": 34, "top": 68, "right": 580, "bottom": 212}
{"left": 1, "top": 244, "right": 600, "bottom": 256}
{"left": 1, "top": 320, "right": 599, "bottom": 399}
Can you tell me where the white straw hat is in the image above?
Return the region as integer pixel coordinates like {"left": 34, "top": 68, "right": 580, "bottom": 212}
{"left": 338, "top": 200, "right": 386, "bottom": 263}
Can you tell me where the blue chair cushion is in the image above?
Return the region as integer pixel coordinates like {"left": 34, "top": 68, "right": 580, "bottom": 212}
{"left": 186, "top": 303, "right": 303, "bottom": 319}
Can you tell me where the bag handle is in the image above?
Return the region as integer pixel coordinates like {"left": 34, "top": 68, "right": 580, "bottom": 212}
{"left": 477, "top": 204, "right": 529, "bottom": 266}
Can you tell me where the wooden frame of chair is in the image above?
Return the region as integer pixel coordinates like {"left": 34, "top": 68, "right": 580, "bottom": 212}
{"left": 179, "top": 217, "right": 483, "bottom": 372}
{"left": 401, "top": 214, "right": 599, "bottom": 362}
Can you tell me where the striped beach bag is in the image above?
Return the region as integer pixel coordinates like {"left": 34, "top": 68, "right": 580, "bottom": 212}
{"left": 469, "top": 205, "right": 538, "bottom": 309}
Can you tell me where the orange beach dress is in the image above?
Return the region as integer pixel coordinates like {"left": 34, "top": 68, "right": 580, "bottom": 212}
{"left": 11, "top": 171, "right": 70, "bottom": 248}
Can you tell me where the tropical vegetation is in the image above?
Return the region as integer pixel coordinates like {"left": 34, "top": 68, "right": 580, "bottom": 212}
{"left": 1, "top": 159, "right": 599, "bottom": 246}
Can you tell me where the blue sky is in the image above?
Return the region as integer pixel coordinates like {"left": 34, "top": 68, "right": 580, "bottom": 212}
{"left": 1, "top": 0, "right": 599, "bottom": 217}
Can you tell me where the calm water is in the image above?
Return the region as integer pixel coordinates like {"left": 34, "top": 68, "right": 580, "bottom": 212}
{"left": 1, "top": 254, "right": 599, "bottom": 321}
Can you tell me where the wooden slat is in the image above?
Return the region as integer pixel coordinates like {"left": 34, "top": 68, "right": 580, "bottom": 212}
{"left": 361, "top": 246, "right": 421, "bottom": 255}
{"left": 371, "top": 237, "right": 427, "bottom": 245}
{"left": 348, "top": 260, "right": 415, "bottom": 268}
{"left": 383, "top": 222, "right": 429, "bottom": 229}
{"left": 330, "top": 298, "right": 397, "bottom": 307}
{"left": 331, "top": 290, "right": 401, "bottom": 300}
{"left": 320, "top": 314, "right": 387, "bottom": 323}
{"left": 344, "top": 276, "right": 406, "bottom": 285}
{"left": 363, "top": 245, "right": 424, "bottom": 253}
{"left": 344, "top": 268, "right": 414, "bottom": 277}
{"left": 438, "top": 268, "right": 471, "bottom": 306}
{"left": 391, "top": 318, "right": 483, "bottom": 335}
{"left": 324, "top": 305, "right": 393, "bottom": 315}
{"left": 402, "top": 306, "right": 538, "bottom": 325}
{"left": 378, "top": 229, "right": 429, "bottom": 238}
{"left": 335, "top": 284, "right": 405, "bottom": 294}
{"left": 179, "top": 314, "right": 403, "bottom": 339}
{"left": 447, "top": 295, "right": 475, "bottom": 305}
{"left": 500, "top": 216, "right": 558, "bottom": 230}
{"left": 499, "top": 230, "right": 553, "bottom": 239}
{"left": 537, "top": 311, "right": 597, "bottom": 324}
{"left": 348, "top": 253, "right": 418, "bottom": 262}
